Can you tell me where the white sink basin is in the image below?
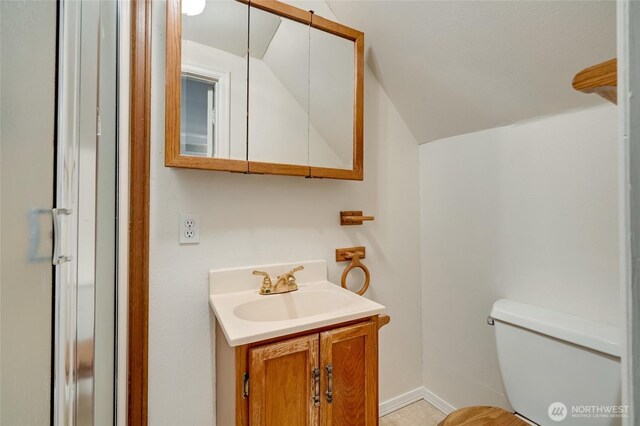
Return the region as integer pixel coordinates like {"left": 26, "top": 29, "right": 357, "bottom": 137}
{"left": 233, "top": 289, "right": 354, "bottom": 322}
{"left": 209, "top": 279, "right": 385, "bottom": 347}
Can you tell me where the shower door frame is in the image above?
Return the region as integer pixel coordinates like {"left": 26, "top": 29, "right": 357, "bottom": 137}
{"left": 54, "top": 0, "right": 119, "bottom": 423}
{"left": 619, "top": 1, "right": 640, "bottom": 425}
{"left": 54, "top": 0, "right": 86, "bottom": 423}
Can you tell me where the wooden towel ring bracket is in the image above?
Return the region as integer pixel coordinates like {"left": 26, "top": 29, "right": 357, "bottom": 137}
{"left": 336, "top": 246, "right": 365, "bottom": 262}
{"left": 336, "top": 247, "right": 370, "bottom": 295}
{"left": 345, "top": 251, "right": 364, "bottom": 259}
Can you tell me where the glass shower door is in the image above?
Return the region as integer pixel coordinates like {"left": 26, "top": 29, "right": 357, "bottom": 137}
{"left": 0, "top": 0, "right": 118, "bottom": 424}
{"left": 0, "top": 1, "right": 58, "bottom": 424}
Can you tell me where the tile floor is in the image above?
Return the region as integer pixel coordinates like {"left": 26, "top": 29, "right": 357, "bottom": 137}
{"left": 380, "top": 400, "right": 446, "bottom": 426}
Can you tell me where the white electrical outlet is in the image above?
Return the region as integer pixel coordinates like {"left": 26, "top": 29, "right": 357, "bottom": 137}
{"left": 179, "top": 213, "right": 200, "bottom": 244}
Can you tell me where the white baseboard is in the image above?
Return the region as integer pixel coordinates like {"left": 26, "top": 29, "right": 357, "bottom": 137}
{"left": 379, "top": 387, "right": 427, "bottom": 417}
{"left": 379, "top": 386, "right": 456, "bottom": 418}
{"left": 421, "top": 387, "right": 456, "bottom": 415}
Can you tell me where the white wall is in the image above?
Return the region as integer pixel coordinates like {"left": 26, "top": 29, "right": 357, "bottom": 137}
{"left": 149, "top": 2, "right": 423, "bottom": 424}
{"left": 419, "top": 105, "right": 620, "bottom": 410}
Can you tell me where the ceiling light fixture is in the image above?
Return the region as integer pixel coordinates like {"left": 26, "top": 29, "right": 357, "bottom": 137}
{"left": 182, "top": 0, "right": 206, "bottom": 16}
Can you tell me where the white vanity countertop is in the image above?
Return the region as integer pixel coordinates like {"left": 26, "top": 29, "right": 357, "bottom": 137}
{"left": 209, "top": 261, "right": 385, "bottom": 347}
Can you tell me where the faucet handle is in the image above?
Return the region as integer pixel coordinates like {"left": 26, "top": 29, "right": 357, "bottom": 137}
{"left": 253, "top": 270, "right": 272, "bottom": 286}
{"left": 285, "top": 265, "right": 304, "bottom": 286}
{"left": 289, "top": 265, "right": 304, "bottom": 275}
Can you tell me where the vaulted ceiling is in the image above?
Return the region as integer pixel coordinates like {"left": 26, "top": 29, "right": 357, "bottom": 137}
{"left": 326, "top": 0, "right": 617, "bottom": 144}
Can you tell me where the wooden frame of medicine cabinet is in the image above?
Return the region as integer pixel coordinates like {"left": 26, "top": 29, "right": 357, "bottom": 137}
{"left": 165, "top": 0, "right": 365, "bottom": 180}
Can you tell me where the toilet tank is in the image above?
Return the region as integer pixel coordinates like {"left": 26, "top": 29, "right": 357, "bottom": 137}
{"left": 491, "top": 299, "right": 622, "bottom": 426}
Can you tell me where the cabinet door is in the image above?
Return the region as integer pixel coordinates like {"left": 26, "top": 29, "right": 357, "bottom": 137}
{"left": 320, "top": 321, "right": 378, "bottom": 426}
{"left": 249, "top": 334, "right": 320, "bottom": 426}
{"left": 247, "top": 5, "right": 311, "bottom": 175}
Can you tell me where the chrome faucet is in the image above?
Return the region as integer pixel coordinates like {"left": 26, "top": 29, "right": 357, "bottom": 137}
{"left": 253, "top": 265, "right": 304, "bottom": 295}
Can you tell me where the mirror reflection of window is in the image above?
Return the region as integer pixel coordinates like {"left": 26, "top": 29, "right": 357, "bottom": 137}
{"left": 181, "top": 0, "right": 248, "bottom": 160}
{"left": 180, "top": 75, "right": 216, "bottom": 157}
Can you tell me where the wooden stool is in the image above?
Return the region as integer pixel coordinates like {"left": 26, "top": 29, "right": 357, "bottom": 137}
{"left": 438, "top": 406, "right": 530, "bottom": 426}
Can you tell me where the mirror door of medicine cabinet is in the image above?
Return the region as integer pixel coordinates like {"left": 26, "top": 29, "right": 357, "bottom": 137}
{"left": 309, "top": 25, "right": 355, "bottom": 171}
{"left": 247, "top": 5, "right": 311, "bottom": 176}
{"left": 180, "top": 0, "right": 249, "bottom": 164}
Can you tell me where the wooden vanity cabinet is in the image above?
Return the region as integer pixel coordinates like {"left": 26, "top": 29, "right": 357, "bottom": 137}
{"left": 216, "top": 315, "right": 385, "bottom": 426}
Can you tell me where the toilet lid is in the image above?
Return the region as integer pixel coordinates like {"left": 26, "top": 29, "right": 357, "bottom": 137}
{"left": 438, "top": 406, "right": 531, "bottom": 426}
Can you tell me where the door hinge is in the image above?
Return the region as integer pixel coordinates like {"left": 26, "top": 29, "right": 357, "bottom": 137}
{"left": 243, "top": 372, "right": 249, "bottom": 398}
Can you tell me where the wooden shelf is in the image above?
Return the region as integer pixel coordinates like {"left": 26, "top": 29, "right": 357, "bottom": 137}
{"left": 572, "top": 58, "right": 617, "bottom": 104}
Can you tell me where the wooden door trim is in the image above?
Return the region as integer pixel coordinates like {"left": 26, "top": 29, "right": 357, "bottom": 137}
{"left": 128, "top": 0, "right": 151, "bottom": 424}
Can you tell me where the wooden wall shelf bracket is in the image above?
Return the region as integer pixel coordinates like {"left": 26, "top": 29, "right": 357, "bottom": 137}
{"left": 572, "top": 58, "right": 617, "bottom": 104}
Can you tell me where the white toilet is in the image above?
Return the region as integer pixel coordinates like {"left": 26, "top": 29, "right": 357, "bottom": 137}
{"left": 440, "top": 299, "right": 622, "bottom": 426}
